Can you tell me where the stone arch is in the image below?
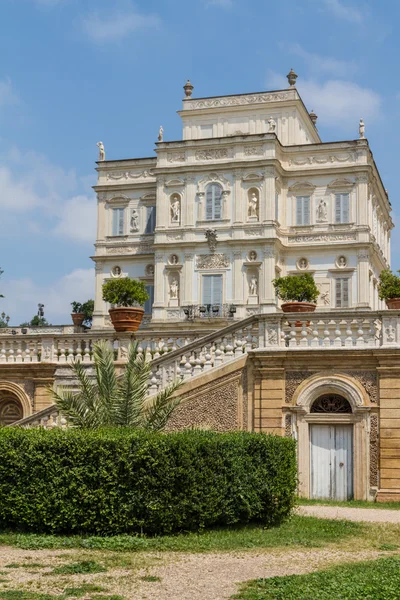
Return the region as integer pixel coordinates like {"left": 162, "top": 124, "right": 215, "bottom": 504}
{"left": 0, "top": 381, "right": 31, "bottom": 425}
{"left": 292, "top": 372, "right": 368, "bottom": 413}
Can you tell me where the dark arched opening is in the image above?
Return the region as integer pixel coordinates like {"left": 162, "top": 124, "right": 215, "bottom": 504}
{"left": 311, "top": 394, "right": 352, "bottom": 414}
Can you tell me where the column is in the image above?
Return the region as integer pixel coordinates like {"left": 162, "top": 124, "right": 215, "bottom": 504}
{"left": 260, "top": 245, "right": 276, "bottom": 313}
{"left": 185, "top": 175, "right": 196, "bottom": 228}
{"left": 356, "top": 175, "right": 368, "bottom": 226}
{"left": 356, "top": 250, "right": 371, "bottom": 309}
{"left": 263, "top": 168, "right": 275, "bottom": 222}
{"left": 96, "top": 193, "right": 107, "bottom": 241}
{"left": 152, "top": 253, "right": 165, "bottom": 320}
{"left": 156, "top": 177, "right": 167, "bottom": 229}
{"left": 92, "top": 261, "right": 105, "bottom": 328}
{"left": 183, "top": 252, "right": 195, "bottom": 306}
{"left": 232, "top": 250, "right": 244, "bottom": 307}
{"left": 233, "top": 171, "right": 243, "bottom": 224}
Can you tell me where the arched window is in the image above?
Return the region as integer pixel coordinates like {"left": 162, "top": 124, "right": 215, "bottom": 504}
{"left": 0, "top": 395, "right": 23, "bottom": 425}
{"left": 311, "top": 395, "right": 352, "bottom": 414}
{"left": 205, "top": 183, "right": 223, "bottom": 220}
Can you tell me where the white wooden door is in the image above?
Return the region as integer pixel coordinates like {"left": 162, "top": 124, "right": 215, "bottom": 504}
{"left": 310, "top": 424, "right": 353, "bottom": 500}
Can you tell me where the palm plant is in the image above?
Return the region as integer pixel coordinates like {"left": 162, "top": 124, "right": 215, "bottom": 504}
{"left": 52, "top": 341, "right": 182, "bottom": 430}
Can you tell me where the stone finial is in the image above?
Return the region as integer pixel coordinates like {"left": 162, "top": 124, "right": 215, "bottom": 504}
{"left": 96, "top": 141, "right": 105, "bottom": 161}
{"left": 183, "top": 79, "right": 194, "bottom": 98}
{"left": 287, "top": 68, "right": 298, "bottom": 87}
{"left": 309, "top": 109, "right": 318, "bottom": 126}
{"left": 158, "top": 125, "right": 164, "bottom": 142}
{"left": 359, "top": 118, "right": 365, "bottom": 139}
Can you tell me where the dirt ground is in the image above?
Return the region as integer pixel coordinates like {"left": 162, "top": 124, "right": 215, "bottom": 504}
{"left": 0, "top": 545, "right": 391, "bottom": 600}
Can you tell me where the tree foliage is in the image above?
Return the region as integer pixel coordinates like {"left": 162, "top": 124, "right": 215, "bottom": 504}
{"left": 102, "top": 278, "right": 149, "bottom": 307}
{"left": 378, "top": 269, "right": 400, "bottom": 300}
{"left": 273, "top": 273, "right": 320, "bottom": 303}
{"left": 52, "top": 341, "right": 181, "bottom": 430}
{"left": 20, "top": 315, "right": 51, "bottom": 327}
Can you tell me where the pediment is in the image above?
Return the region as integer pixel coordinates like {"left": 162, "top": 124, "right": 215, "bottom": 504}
{"left": 140, "top": 192, "right": 157, "bottom": 202}
{"left": 165, "top": 178, "right": 185, "bottom": 188}
{"left": 327, "top": 178, "right": 355, "bottom": 189}
{"left": 288, "top": 181, "right": 316, "bottom": 193}
{"left": 242, "top": 172, "right": 264, "bottom": 182}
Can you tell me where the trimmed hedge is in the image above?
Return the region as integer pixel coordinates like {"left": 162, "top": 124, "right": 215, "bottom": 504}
{"left": 0, "top": 428, "right": 297, "bottom": 535}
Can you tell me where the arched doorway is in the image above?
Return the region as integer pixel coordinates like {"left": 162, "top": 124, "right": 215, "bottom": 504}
{"left": 0, "top": 393, "right": 23, "bottom": 425}
{"left": 310, "top": 395, "right": 353, "bottom": 501}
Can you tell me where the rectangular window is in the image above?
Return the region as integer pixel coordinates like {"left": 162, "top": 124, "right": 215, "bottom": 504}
{"left": 112, "top": 208, "right": 124, "bottom": 236}
{"left": 296, "top": 196, "right": 310, "bottom": 225}
{"left": 202, "top": 274, "right": 223, "bottom": 306}
{"left": 335, "top": 193, "right": 350, "bottom": 223}
{"left": 335, "top": 278, "right": 350, "bottom": 308}
{"left": 145, "top": 206, "right": 156, "bottom": 234}
{"left": 144, "top": 285, "right": 154, "bottom": 314}
{"left": 206, "top": 184, "right": 222, "bottom": 220}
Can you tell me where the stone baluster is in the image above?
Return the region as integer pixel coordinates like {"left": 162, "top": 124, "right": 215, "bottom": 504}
{"left": 149, "top": 369, "right": 159, "bottom": 395}
{"left": 310, "top": 321, "right": 319, "bottom": 348}
{"left": 356, "top": 319, "right": 365, "bottom": 346}
{"left": 153, "top": 340, "right": 161, "bottom": 360}
{"left": 14, "top": 341, "right": 22, "bottom": 362}
{"left": 75, "top": 340, "right": 83, "bottom": 362}
{"left": 245, "top": 326, "right": 253, "bottom": 352}
{"left": 8, "top": 341, "right": 14, "bottom": 363}
{"left": 300, "top": 322, "right": 308, "bottom": 347}
{"left": 234, "top": 330, "right": 244, "bottom": 357}
{"left": 214, "top": 341, "right": 223, "bottom": 367}
{"left": 203, "top": 346, "right": 213, "bottom": 371}
{"left": 288, "top": 322, "right": 297, "bottom": 347}
{"left": 67, "top": 339, "right": 75, "bottom": 363}
{"left": 333, "top": 320, "right": 342, "bottom": 347}
{"left": 145, "top": 345, "right": 152, "bottom": 362}
{"left": 0, "top": 341, "right": 6, "bottom": 363}
{"left": 367, "top": 319, "right": 377, "bottom": 347}
{"left": 184, "top": 355, "right": 192, "bottom": 380}
{"left": 322, "top": 320, "right": 330, "bottom": 347}
{"left": 193, "top": 352, "right": 202, "bottom": 376}
{"left": 225, "top": 336, "right": 234, "bottom": 360}
{"left": 59, "top": 340, "right": 67, "bottom": 364}
{"left": 83, "top": 340, "right": 91, "bottom": 363}
{"left": 24, "top": 340, "right": 31, "bottom": 363}
{"left": 344, "top": 320, "right": 353, "bottom": 347}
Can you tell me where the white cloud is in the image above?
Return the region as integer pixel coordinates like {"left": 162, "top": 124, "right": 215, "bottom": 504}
{"left": 1, "top": 268, "right": 94, "bottom": 325}
{"left": 281, "top": 43, "right": 357, "bottom": 78}
{"left": 52, "top": 195, "right": 97, "bottom": 243}
{"left": 266, "top": 71, "right": 381, "bottom": 131}
{"left": 320, "top": 0, "right": 363, "bottom": 23}
{"left": 81, "top": 3, "right": 160, "bottom": 42}
{"left": 0, "top": 78, "right": 19, "bottom": 109}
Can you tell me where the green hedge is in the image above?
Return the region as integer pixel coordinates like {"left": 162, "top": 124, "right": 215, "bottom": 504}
{"left": 0, "top": 428, "right": 297, "bottom": 535}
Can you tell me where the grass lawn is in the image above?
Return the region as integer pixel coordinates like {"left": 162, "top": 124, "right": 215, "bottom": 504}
{"left": 232, "top": 555, "right": 400, "bottom": 599}
{"left": 298, "top": 497, "right": 400, "bottom": 510}
{"left": 0, "top": 516, "right": 363, "bottom": 553}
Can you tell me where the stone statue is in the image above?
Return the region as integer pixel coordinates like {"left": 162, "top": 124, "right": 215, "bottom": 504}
{"left": 158, "top": 125, "right": 164, "bottom": 142}
{"left": 96, "top": 141, "right": 105, "bottom": 161}
{"left": 249, "top": 277, "right": 258, "bottom": 296}
{"left": 130, "top": 209, "right": 139, "bottom": 232}
{"left": 268, "top": 117, "right": 276, "bottom": 133}
{"left": 170, "top": 278, "right": 179, "bottom": 299}
{"left": 316, "top": 199, "right": 328, "bottom": 222}
{"left": 338, "top": 256, "right": 347, "bottom": 267}
{"left": 171, "top": 198, "right": 180, "bottom": 223}
{"left": 170, "top": 254, "right": 179, "bottom": 265}
{"left": 248, "top": 192, "right": 258, "bottom": 218}
{"left": 359, "top": 119, "right": 365, "bottom": 139}
{"left": 112, "top": 266, "right": 121, "bottom": 277}
{"left": 298, "top": 258, "right": 308, "bottom": 270}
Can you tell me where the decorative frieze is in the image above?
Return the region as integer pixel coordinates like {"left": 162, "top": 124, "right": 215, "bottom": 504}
{"left": 244, "top": 146, "right": 263, "bottom": 156}
{"left": 349, "top": 371, "right": 378, "bottom": 403}
{"left": 288, "top": 153, "right": 356, "bottom": 166}
{"left": 106, "top": 170, "right": 155, "bottom": 181}
{"left": 107, "top": 243, "right": 154, "bottom": 255}
{"left": 285, "top": 371, "right": 311, "bottom": 404}
{"left": 186, "top": 91, "right": 293, "bottom": 110}
{"left": 167, "top": 152, "right": 186, "bottom": 163}
{"left": 284, "top": 413, "right": 292, "bottom": 437}
{"left": 289, "top": 233, "right": 357, "bottom": 244}
{"left": 369, "top": 414, "right": 379, "bottom": 487}
{"left": 196, "top": 254, "right": 230, "bottom": 269}
{"left": 195, "top": 148, "right": 229, "bottom": 161}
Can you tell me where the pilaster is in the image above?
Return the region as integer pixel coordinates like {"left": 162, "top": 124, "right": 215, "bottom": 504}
{"left": 356, "top": 250, "right": 371, "bottom": 309}
{"left": 260, "top": 246, "right": 277, "bottom": 312}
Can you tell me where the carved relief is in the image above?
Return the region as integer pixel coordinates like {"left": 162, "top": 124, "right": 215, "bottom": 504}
{"left": 316, "top": 281, "right": 331, "bottom": 307}
{"left": 106, "top": 170, "right": 155, "bottom": 181}
{"left": 187, "top": 91, "right": 292, "bottom": 110}
{"left": 285, "top": 371, "right": 311, "bottom": 404}
{"left": 244, "top": 146, "right": 263, "bottom": 156}
{"left": 289, "top": 233, "right": 357, "bottom": 244}
{"left": 196, "top": 254, "right": 230, "bottom": 269}
{"left": 167, "top": 152, "right": 186, "bottom": 163}
{"left": 349, "top": 371, "right": 378, "bottom": 403}
{"left": 195, "top": 148, "right": 229, "bottom": 161}
{"left": 370, "top": 414, "right": 379, "bottom": 487}
{"left": 288, "top": 153, "right": 356, "bottom": 166}
{"left": 284, "top": 413, "right": 292, "bottom": 437}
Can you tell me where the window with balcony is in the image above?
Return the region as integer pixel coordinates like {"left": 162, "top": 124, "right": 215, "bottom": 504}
{"left": 205, "top": 183, "right": 223, "bottom": 220}
{"left": 335, "top": 278, "right": 350, "bottom": 308}
{"left": 202, "top": 274, "right": 223, "bottom": 306}
{"left": 296, "top": 196, "right": 310, "bottom": 225}
{"left": 112, "top": 208, "right": 125, "bottom": 236}
{"left": 335, "top": 193, "right": 350, "bottom": 223}
{"left": 145, "top": 206, "right": 156, "bottom": 234}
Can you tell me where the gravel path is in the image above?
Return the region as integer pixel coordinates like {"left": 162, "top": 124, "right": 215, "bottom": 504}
{"left": 298, "top": 504, "right": 400, "bottom": 523}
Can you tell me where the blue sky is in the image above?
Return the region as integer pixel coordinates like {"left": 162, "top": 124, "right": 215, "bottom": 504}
{"left": 0, "top": 0, "right": 398, "bottom": 324}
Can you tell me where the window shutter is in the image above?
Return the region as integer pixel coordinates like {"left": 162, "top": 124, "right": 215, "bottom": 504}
{"left": 342, "top": 278, "right": 349, "bottom": 307}
{"left": 212, "top": 275, "right": 223, "bottom": 305}
{"left": 145, "top": 207, "right": 156, "bottom": 233}
{"left": 336, "top": 279, "right": 342, "bottom": 307}
{"left": 296, "top": 197, "right": 303, "bottom": 225}
{"left": 118, "top": 209, "right": 124, "bottom": 235}
{"left": 112, "top": 209, "right": 117, "bottom": 236}
{"left": 214, "top": 187, "right": 222, "bottom": 219}
{"left": 144, "top": 285, "right": 154, "bottom": 314}
{"left": 303, "top": 196, "right": 310, "bottom": 225}
{"left": 335, "top": 194, "right": 342, "bottom": 223}
{"left": 202, "top": 275, "right": 212, "bottom": 305}
{"left": 206, "top": 187, "right": 213, "bottom": 220}
{"left": 342, "top": 193, "right": 350, "bottom": 223}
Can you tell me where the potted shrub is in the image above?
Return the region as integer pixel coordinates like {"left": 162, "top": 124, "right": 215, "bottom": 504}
{"left": 71, "top": 301, "right": 85, "bottom": 326}
{"left": 102, "top": 278, "right": 149, "bottom": 332}
{"left": 81, "top": 299, "right": 94, "bottom": 328}
{"left": 273, "top": 273, "right": 320, "bottom": 313}
{"left": 378, "top": 269, "right": 400, "bottom": 309}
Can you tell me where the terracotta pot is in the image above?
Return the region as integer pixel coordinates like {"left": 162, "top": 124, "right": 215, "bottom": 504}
{"left": 71, "top": 313, "right": 85, "bottom": 326}
{"left": 109, "top": 307, "right": 144, "bottom": 332}
{"left": 386, "top": 298, "right": 400, "bottom": 309}
{"left": 281, "top": 302, "right": 317, "bottom": 313}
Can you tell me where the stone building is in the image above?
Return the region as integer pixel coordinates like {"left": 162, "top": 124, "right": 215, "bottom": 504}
{"left": 2, "top": 71, "right": 400, "bottom": 503}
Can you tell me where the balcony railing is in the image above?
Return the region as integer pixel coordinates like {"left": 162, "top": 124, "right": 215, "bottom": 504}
{"left": 182, "top": 304, "right": 236, "bottom": 320}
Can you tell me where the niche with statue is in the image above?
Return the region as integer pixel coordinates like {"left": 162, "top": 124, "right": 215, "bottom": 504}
{"left": 247, "top": 188, "right": 259, "bottom": 221}
{"left": 247, "top": 271, "right": 259, "bottom": 304}
{"left": 170, "top": 194, "right": 181, "bottom": 225}
{"left": 168, "top": 273, "right": 180, "bottom": 307}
